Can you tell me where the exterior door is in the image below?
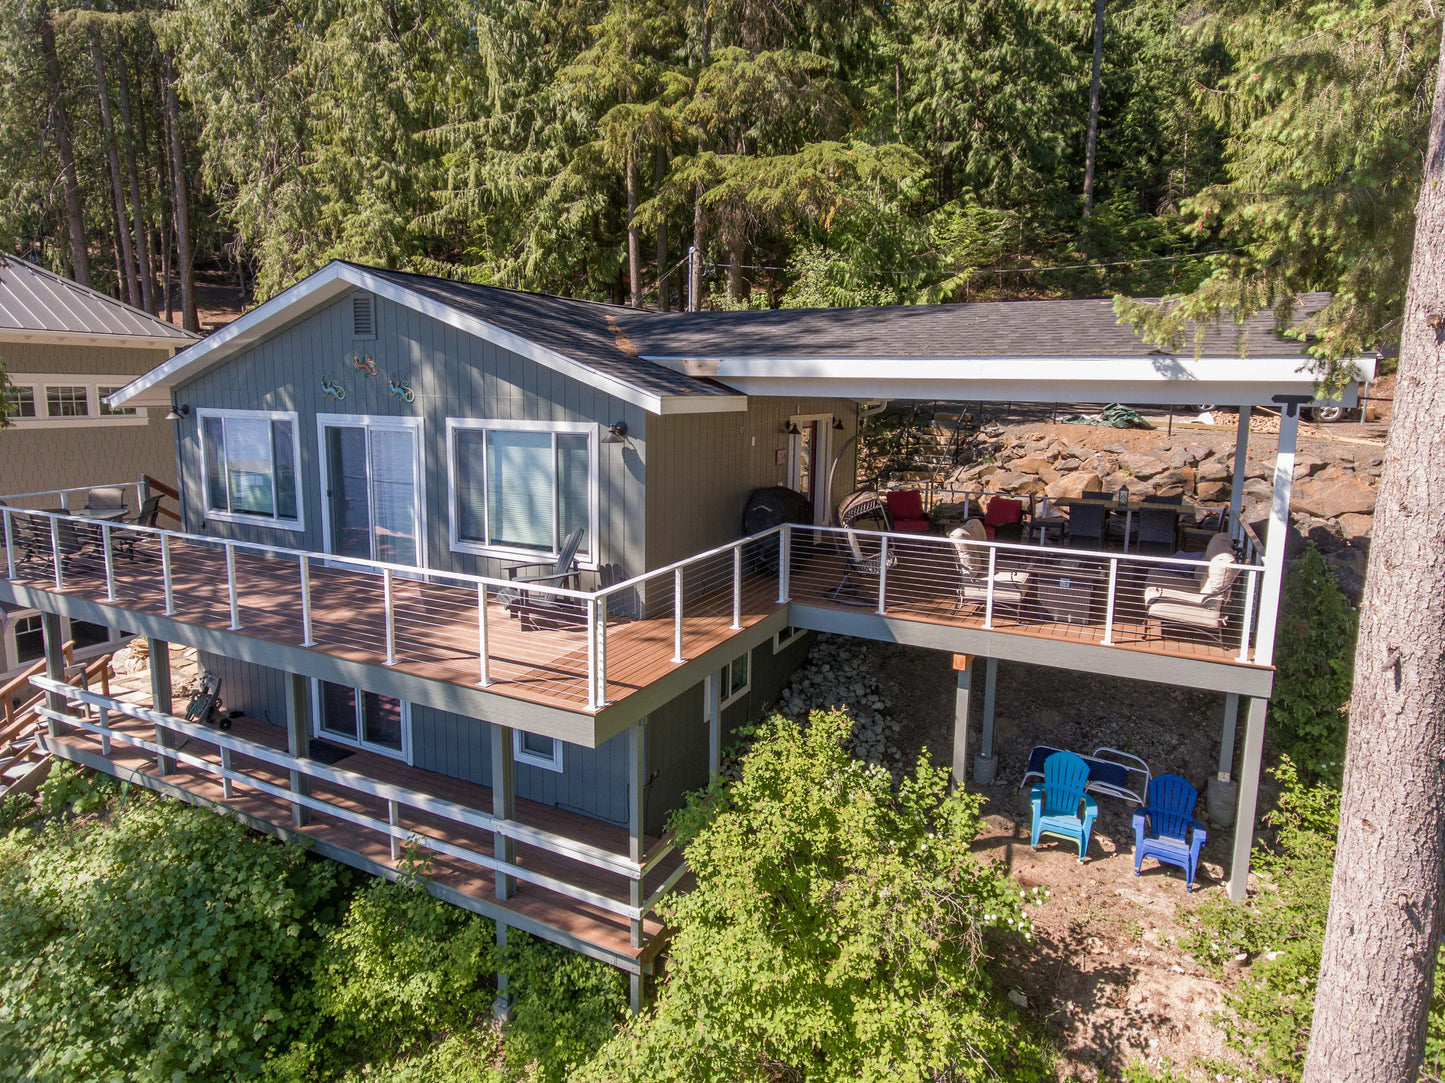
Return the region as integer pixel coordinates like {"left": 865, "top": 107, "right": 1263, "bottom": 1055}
{"left": 321, "top": 418, "right": 421, "bottom": 566}
{"left": 788, "top": 414, "right": 833, "bottom": 524}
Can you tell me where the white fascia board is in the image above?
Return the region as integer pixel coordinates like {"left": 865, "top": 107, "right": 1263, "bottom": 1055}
{"left": 0, "top": 328, "right": 194, "bottom": 350}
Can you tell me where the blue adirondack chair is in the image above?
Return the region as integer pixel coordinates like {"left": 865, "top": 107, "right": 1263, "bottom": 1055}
{"left": 1133, "top": 773, "right": 1208, "bottom": 890}
{"left": 1030, "top": 751, "right": 1098, "bottom": 862}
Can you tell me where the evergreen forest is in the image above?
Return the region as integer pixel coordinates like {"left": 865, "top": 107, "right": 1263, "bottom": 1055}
{"left": 0, "top": 0, "right": 1437, "bottom": 357}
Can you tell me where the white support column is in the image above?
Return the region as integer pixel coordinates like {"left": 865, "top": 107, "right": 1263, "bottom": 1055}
{"left": 491, "top": 724, "right": 516, "bottom": 899}
{"left": 284, "top": 671, "right": 310, "bottom": 827}
{"left": 1228, "top": 405, "right": 1252, "bottom": 538}
{"left": 951, "top": 657, "right": 973, "bottom": 790}
{"left": 704, "top": 671, "right": 722, "bottom": 779}
{"left": 974, "top": 657, "right": 999, "bottom": 784}
{"left": 1228, "top": 696, "right": 1269, "bottom": 902}
{"left": 1251, "top": 406, "right": 1298, "bottom": 667}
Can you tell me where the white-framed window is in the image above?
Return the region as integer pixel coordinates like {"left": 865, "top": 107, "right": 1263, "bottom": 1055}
{"left": 514, "top": 728, "right": 564, "bottom": 772}
{"left": 0, "top": 375, "right": 148, "bottom": 427}
{"left": 11, "top": 614, "right": 43, "bottom": 666}
{"left": 312, "top": 679, "right": 409, "bottom": 761}
{"left": 773, "top": 625, "right": 807, "bottom": 653}
{"left": 198, "top": 409, "right": 303, "bottom": 530}
{"left": 447, "top": 419, "right": 598, "bottom": 564}
{"left": 720, "top": 651, "right": 751, "bottom": 708}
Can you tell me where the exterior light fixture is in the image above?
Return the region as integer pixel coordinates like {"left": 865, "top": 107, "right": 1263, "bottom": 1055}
{"left": 602, "top": 421, "right": 628, "bottom": 444}
{"left": 783, "top": 421, "right": 802, "bottom": 436}
{"left": 831, "top": 417, "right": 845, "bottom": 431}
{"left": 165, "top": 403, "right": 190, "bottom": 421}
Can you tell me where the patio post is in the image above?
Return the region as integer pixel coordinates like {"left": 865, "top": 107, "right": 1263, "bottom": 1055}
{"left": 704, "top": 671, "right": 721, "bottom": 778}
{"left": 284, "top": 670, "right": 310, "bottom": 827}
{"left": 494, "top": 921, "right": 511, "bottom": 1017}
{"left": 628, "top": 719, "right": 646, "bottom": 951}
{"left": 1228, "top": 695, "right": 1269, "bottom": 902}
{"left": 1252, "top": 405, "right": 1299, "bottom": 667}
{"left": 491, "top": 724, "right": 516, "bottom": 899}
{"left": 1207, "top": 692, "right": 1241, "bottom": 827}
{"left": 974, "top": 657, "right": 998, "bottom": 784}
{"left": 1228, "top": 405, "right": 1252, "bottom": 539}
{"left": 951, "top": 655, "right": 972, "bottom": 790}
{"left": 148, "top": 637, "right": 175, "bottom": 775}
{"left": 41, "top": 612, "right": 66, "bottom": 732}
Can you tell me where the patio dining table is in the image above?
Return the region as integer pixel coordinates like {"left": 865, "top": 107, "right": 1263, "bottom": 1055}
{"left": 1049, "top": 494, "right": 1185, "bottom": 553}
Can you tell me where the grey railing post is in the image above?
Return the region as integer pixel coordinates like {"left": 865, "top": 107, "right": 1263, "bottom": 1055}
{"left": 983, "top": 547, "right": 997, "bottom": 628}
{"left": 776, "top": 526, "right": 791, "bottom": 603}
{"left": 3, "top": 509, "right": 14, "bottom": 579}
{"left": 876, "top": 535, "right": 889, "bottom": 615}
{"left": 220, "top": 746, "right": 234, "bottom": 799}
{"left": 161, "top": 533, "right": 175, "bottom": 615}
{"left": 225, "top": 542, "right": 241, "bottom": 629}
{"left": 1102, "top": 557, "right": 1118, "bottom": 645}
{"left": 596, "top": 594, "right": 609, "bottom": 706}
{"left": 731, "top": 545, "right": 743, "bottom": 630}
{"left": 388, "top": 799, "right": 401, "bottom": 861}
{"left": 1236, "top": 568, "right": 1259, "bottom": 663}
{"left": 102, "top": 524, "right": 116, "bottom": 601}
{"left": 299, "top": 554, "right": 316, "bottom": 646}
{"left": 477, "top": 584, "right": 492, "bottom": 686}
{"left": 50, "top": 516, "right": 63, "bottom": 589}
{"left": 383, "top": 567, "right": 397, "bottom": 665}
{"left": 673, "top": 567, "right": 685, "bottom": 664}
{"left": 587, "top": 599, "right": 599, "bottom": 710}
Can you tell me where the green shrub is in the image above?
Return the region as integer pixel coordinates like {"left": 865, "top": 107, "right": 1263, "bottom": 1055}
{"left": 0, "top": 800, "right": 345, "bottom": 1082}
{"left": 499, "top": 934, "right": 628, "bottom": 1081}
{"left": 1268, "top": 547, "right": 1357, "bottom": 783}
{"left": 578, "top": 710, "right": 1050, "bottom": 1083}
{"left": 37, "top": 759, "right": 119, "bottom": 817}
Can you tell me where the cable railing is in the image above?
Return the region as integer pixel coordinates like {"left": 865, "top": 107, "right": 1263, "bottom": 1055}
{"left": 31, "top": 676, "right": 684, "bottom": 932}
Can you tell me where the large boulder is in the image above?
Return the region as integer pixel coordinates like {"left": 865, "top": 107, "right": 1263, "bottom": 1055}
{"left": 988, "top": 470, "right": 1046, "bottom": 496}
{"left": 1010, "top": 454, "right": 1060, "bottom": 481}
{"left": 1195, "top": 479, "right": 1232, "bottom": 503}
{"left": 1292, "top": 453, "right": 1328, "bottom": 479}
{"left": 1338, "top": 512, "right": 1373, "bottom": 542}
{"left": 1119, "top": 451, "right": 1169, "bottom": 479}
{"left": 1044, "top": 471, "right": 1104, "bottom": 501}
{"left": 1197, "top": 458, "right": 1231, "bottom": 482}
{"left": 1150, "top": 467, "right": 1197, "bottom": 498}
{"left": 1243, "top": 477, "right": 1274, "bottom": 501}
{"left": 1292, "top": 474, "right": 1378, "bottom": 519}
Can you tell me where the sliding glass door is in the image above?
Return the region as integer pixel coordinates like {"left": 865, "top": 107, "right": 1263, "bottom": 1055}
{"left": 320, "top": 417, "right": 422, "bottom": 566}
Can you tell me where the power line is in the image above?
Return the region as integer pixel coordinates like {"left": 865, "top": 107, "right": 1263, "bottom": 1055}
{"left": 715, "top": 247, "right": 1243, "bottom": 279}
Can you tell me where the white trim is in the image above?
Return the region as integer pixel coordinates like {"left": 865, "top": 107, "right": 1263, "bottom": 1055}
{"left": 514, "top": 728, "right": 564, "bottom": 773}
{"left": 196, "top": 408, "right": 306, "bottom": 533}
{"left": 772, "top": 625, "right": 807, "bottom": 653}
{"left": 720, "top": 651, "right": 752, "bottom": 709}
{"left": 0, "top": 329, "right": 194, "bottom": 350}
{"left": 316, "top": 413, "right": 427, "bottom": 569}
{"left": 310, "top": 677, "right": 412, "bottom": 762}
{"left": 787, "top": 413, "right": 834, "bottom": 525}
{"left": 3, "top": 374, "right": 151, "bottom": 428}
{"left": 445, "top": 418, "right": 600, "bottom": 567}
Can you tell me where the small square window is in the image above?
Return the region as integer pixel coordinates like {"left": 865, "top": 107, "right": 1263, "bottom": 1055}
{"left": 514, "top": 729, "right": 563, "bottom": 772}
{"left": 7, "top": 385, "right": 36, "bottom": 418}
{"left": 773, "top": 625, "right": 807, "bottom": 653}
{"left": 721, "top": 652, "right": 751, "bottom": 708}
{"left": 45, "top": 385, "right": 89, "bottom": 417}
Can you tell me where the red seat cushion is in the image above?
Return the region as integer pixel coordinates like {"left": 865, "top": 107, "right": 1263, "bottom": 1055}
{"left": 984, "top": 496, "right": 1025, "bottom": 529}
{"left": 887, "top": 490, "right": 926, "bottom": 521}
{"left": 892, "top": 519, "right": 932, "bottom": 533}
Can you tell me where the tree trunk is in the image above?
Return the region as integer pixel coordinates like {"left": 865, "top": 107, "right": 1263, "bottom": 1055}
{"left": 90, "top": 28, "right": 141, "bottom": 308}
{"left": 162, "top": 51, "right": 198, "bottom": 332}
{"left": 655, "top": 147, "right": 669, "bottom": 312}
{"left": 39, "top": 1, "right": 89, "bottom": 287}
{"left": 689, "top": 0, "right": 709, "bottom": 312}
{"left": 115, "top": 42, "right": 156, "bottom": 314}
{"left": 1081, "top": 0, "right": 1105, "bottom": 220}
{"left": 1301, "top": 22, "right": 1445, "bottom": 1082}
{"left": 626, "top": 147, "right": 642, "bottom": 308}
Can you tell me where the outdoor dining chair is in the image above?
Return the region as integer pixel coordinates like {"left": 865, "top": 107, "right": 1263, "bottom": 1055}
{"left": 1133, "top": 773, "right": 1208, "bottom": 890}
{"left": 1065, "top": 500, "right": 1108, "bottom": 550}
{"left": 1029, "top": 750, "right": 1099, "bottom": 862}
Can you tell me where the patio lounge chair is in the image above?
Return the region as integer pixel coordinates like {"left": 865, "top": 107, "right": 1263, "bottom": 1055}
{"left": 497, "top": 527, "right": 586, "bottom": 630}
{"left": 1133, "top": 773, "right": 1207, "bottom": 890}
{"left": 1142, "top": 532, "right": 1240, "bottom": 644}
{"left": 982, "top": 495, "right": 1028, "bottom": 544}
{"left": 830, "top": 490, "right": 896, "bottom": 605}
{"left": 884, "top": 490, "right": 931, "bottom": 533}
{"left": 1020, "top": 744, "right": 1151, "bottom": 805}
{"left": 947, "top": 519, "right": 1031, "bottom": 617}
{"left": 1030, "top": 750, "right": 1098, "bottom": 862}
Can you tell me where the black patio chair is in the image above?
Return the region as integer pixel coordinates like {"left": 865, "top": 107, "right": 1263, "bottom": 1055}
{"left": 1135, "top": 500, "right": 1183, "bottom": 557}
{"left": 1065, "top": 500, "right": 1108, "bottom": 550}
{"left": 497, "top": 527, "right": 586, "bottom": 630}
{"left": 115, "top": 495, "right": 163, "bottom": 561}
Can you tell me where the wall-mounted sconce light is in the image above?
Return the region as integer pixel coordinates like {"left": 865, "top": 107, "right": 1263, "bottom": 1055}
{"left": 831, "top": 417, "right": 845, "bottom": 431}
{"left": 602, "top": 421, "right": 629, "bottom": 444}
{"left": 165, "top": 403, "right": 191, "bottom": 421}
{"left": 783, "top": 421, "right": 802, "bottom": 436}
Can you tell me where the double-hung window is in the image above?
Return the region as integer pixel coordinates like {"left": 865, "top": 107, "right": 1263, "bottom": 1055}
{"left": 198, "top": 409, "right": 302, "bottom": 529}
{"left": 448, "top": 420, "right": 596, "bottom": 563}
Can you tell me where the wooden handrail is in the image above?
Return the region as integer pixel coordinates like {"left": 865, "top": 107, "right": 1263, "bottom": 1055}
{"left": 1, "top": 641, "right": 75, "bottom": 728}
{"left": 0, "top": 647, "right": 101, "bottom": 748}
{"left": 142, "top": 474, "right": 179, "bottom": 501}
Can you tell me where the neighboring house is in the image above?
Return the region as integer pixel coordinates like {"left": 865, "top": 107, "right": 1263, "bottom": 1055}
{"left": 0, "top": 261, "right": 1370, "bottom": 1008}
{"left": 0, "top": 256, "right": 197, "bottom": 677}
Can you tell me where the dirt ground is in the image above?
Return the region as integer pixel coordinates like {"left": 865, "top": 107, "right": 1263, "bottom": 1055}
{"left": 864, "top": 640, "right": 1250, "bottom": 1080}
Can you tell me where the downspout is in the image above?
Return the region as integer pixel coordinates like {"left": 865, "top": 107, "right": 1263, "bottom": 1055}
{"left": 823, "top": 401, "right": 889, "bottom": 526}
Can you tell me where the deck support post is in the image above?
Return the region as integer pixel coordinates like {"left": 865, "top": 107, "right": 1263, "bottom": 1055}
{"left": 284, "top": 671, "right": 310, "bottom": 826}
{"left": 1252, "top": 406, "right": 1298, "bottom": 667}
{"left": 628, "top": 719, "right": 645, "bottom": 950}
{"left": 41, "top": 612, "right": 66, "bottom": 735}
{"left": 148, "top": 637, "right": 175, "bottom": 774}
{"left": 704, "top": 671, "right": 721, "bottom": 779}
{"left": 494, "top": 921, "right": 511, "bottom": 1016}
{"left": 491, "top": 724, "right": 516, "bottom": 900}
{"left": 629, "top": 970, "right": 644, "bottom": 1016}
{"left": 1228, "top": 405, "right": 1252, "bottom": 540}
{"left": 951, "top": 656, "right": 972, "bottom": 790}
{"left": 1217, "top": 692, "right": 1240, "bottom": 779}
{"left": 973, "top": 657, "right": 998, "bottom": 784}
{"left": 1228, "top": 695, "right": 1269, "bottom": 902}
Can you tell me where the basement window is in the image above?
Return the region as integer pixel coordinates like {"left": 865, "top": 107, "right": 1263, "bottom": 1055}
{"left": 720, "top": 651, "right": 751, "bottom": 709}
{"left": 514, "top": 729, "right": 563, "bottom": 772}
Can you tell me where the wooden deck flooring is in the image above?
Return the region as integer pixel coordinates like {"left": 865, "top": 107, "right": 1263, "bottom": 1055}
{"left": 43, "top": 677, "right": 680, "bottom": 967}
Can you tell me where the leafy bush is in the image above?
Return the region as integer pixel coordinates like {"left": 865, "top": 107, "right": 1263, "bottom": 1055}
{"left": 0, "top": 800, "right": 345, "bottom": 1082}
{"left": 579, "top": 710, "right": 1050, "bottom": 1083}
{"left": 499, "top": 933, "right": 628, "bottom": 1081}
{"left": 37, "top": 758, "right": 119, "bottom": 817}
{"left": 1268, "top": 547, "right": 1357, "bottom": 783}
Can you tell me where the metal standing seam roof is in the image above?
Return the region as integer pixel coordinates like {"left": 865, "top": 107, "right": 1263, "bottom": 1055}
{"left": 0, "top": 256, "right": 197, "bottom": 346}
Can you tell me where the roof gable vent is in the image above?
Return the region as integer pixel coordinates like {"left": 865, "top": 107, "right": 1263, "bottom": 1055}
{"left": 351, "top": 293, "right": 375, "bottom": 339}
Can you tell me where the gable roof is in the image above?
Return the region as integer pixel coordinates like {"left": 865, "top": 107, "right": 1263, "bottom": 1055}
{"left": 0, "top": 256, "right": 198, "bottom": 349}
{"left": 108, "top": 260, "right": 1359, "bottom": 413}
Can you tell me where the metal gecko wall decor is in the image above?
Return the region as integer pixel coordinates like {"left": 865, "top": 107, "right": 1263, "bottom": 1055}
{"left": 321, "top": 378, "right": 346, "bottom": 401}
{"left": 352, "top": 353, "right": 378, "bottom": 376}
{"left": 388, "top": 377, "right": 415, "bottom": 404}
